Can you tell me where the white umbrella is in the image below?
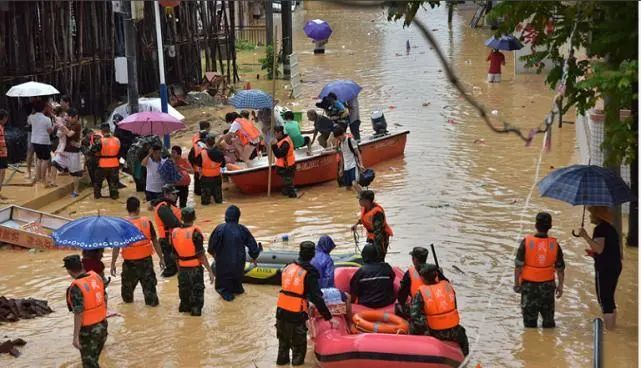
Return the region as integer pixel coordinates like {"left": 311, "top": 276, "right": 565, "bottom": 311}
{"left": 106, "top": 97, "right": 185, "bottom": 131}
{"left": 6, "top": 81, "right": 60, "bottom": 97}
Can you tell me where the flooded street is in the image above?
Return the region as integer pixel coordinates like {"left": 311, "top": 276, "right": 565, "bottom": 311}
{"left": 0, "top": 3, "right": 637, "bottom": 368}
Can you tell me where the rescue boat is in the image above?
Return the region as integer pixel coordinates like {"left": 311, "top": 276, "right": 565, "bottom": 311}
{"left": 211, "top": 250, "right": 363, "bottom": 285}
{"left": 224, "top": 130, "right": 409, "bottom": 194}
{"left": 0, "top": 205, "right": 70, "bottom": 250}
{"left": 309, "top": 267, "right": 465, "bottom": 368}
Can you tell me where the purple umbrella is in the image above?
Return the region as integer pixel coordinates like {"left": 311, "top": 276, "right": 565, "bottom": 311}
{"left": 117, "top": 111, "right": 186, "bottom": 136}
{"left": 319, "top": 80, "right": 362, "bottom": 102}
{"left": 304, "top": 19, "right": 332, "bottom": 41}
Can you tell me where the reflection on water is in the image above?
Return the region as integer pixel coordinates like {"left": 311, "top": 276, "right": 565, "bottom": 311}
{"left": 0, "top": 3, "right": 636, "bottom": 368}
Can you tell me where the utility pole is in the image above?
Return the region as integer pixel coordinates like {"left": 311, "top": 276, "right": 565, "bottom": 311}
{"left": 154, "top": 1, "right": 170, "bottom": 147}
{"left": 447, "top": 1, "right": 454, "bottom": 24}
{"left": 123, "top": 0, "right": 139, "bottom": 115}
{"left": 265, "top": 0, "right": 273, "bottom": 47}
{"left": 627, "top": 82, "right": 638, "bottom": 247}
{"left": 281, "top": 0, "right": 293, "bottom": 79}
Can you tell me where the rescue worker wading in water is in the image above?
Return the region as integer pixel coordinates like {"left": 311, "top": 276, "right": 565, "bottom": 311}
{"left": 271, "top": 125, "right": 298, "bottom": 198}
{"left": 171, "top": 207, "right": 215, "bottom": 316}
{"left": 514, "top": 212, "right": 565, "bottom": 328}
{"left": 90, "top": 123, "right": 121, "bottom": 199}
{"left": 351, "top": 190, "right": 393, "bottom": 261}
{"left": 152, "top": 184, "right": 183, "bottom": 277}
{"left": 193, "top": 134, "right": 226, "bottom": 205}
{"left": 188, "top": 122, "right": 210, "bottom": 196}
{"left": 410, "top": 264, "right": 469, "bottom": 356}
{"left": 276, "top": 241, "right": 337, "bottom": 366}
{"left": 110, "top": 197, "right": 165, "bottom": 306}
{"left": 64, "top": 255, "right": 108, "bottom": 368}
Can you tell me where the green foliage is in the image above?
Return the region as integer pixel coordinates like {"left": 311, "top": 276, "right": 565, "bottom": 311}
{"left": 385, "top": 0, "right": 440, "bottom": 27}
{"left": 235, "top": 39, "right": 257, "bottom": 51}
{"left": 259, "top": 45, "right": 280, "bottom": 80}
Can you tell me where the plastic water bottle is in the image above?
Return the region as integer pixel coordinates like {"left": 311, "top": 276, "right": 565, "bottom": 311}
{"left": 273, "top": 233, "right": 289, "bottom": 242}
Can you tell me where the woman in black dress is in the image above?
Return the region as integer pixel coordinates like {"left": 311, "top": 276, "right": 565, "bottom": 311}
{"left": 578, "top": 206, "right": 623, "bottom": 330}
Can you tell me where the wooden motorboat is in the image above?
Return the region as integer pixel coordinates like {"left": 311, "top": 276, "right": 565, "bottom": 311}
{"left": 0, "top": 205, "right": 70, "bottom": 250}
{"left": 224, "top": 130, "right": 409, "bottom": 194}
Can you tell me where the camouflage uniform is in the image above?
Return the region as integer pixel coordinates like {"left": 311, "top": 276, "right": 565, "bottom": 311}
{"left": 515, "top": 233, "right": 565, "bottom": 328}
{"left": 409, "top": 290, "right": 469, "bottom": 356}
{"left": 175, "top": 229, "right": 205, "bottom": 315}
{"left": 89, "top": 140, "right": 119, "bottom": 199}
{"left": 276, "top": 319, "right": 308, "bottom": 365}
{"left": 520, "top": 281, "right": 556, "bottom": 328}
{"left": 68, "top": 283, "right": 109, "bottom": 368}
{"left": 276, "top": 167, "right": 297, "bottom": 198}
{"left": 159, "top": 238, "right": 178, "bottom": 277}
{"left": 369, "top": 211, "right": 389, "bottom": 261}
{"left": 177, "top": 266, "right": 205, "bottom": 313}
{"left": 200, "top": 175, "right": 223, "bottom": 205}
{"left": 121, "top": 256, "right": 159, "bottom": 306}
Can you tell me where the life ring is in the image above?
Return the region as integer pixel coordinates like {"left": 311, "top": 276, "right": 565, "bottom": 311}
{"left": 352, "top": 310, "right": 409, "bottom": 334}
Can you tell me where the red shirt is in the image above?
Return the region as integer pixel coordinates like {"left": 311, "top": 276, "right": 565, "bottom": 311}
{"left": 82, "top": 258, "right": 105, "bottom": 277}
{"left": 487, "top": 51, "right": 505, "bottom": 74}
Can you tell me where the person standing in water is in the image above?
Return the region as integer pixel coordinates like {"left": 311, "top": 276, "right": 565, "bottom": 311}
{"left": 578, "top": 206, "right": 622, "bottom": 330}
{"left": 171, "top": 207, "right": 215, "bottom": 316}
{"left": 152, "top": 184, "right": 183, "bottom": 277}
{"left": 513, "top": 212, "right": 565, "bottom": 328}
{"left": 64, "top": 255, "right": 108, "bottom": 368}
{"left": 487, "top": 48, "right": 506, "bottom": 83}
{"left": 111, "top": 197, "right": 165, "bottom": 306}
{"left": 352, "top": 190, "right": 393, "bottom": 261}
{"left": 208, "top": 205, "right": 260, "bottom": 301}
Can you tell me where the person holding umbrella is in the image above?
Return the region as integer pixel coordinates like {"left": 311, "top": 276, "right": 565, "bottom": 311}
{"left": 577, "top": 206, "right": 622, "bottom": 330}
{"left": 304, "top": 19, "right": 332, "bottom": 54}
{"left": 487, "top": 48, "right": 506, "bottom": 83}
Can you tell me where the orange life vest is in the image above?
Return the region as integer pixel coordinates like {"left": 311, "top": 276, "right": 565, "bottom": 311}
{"left": 275, "top": 136, "right": 296, "bottom": 168}
{"left": 235, "top": 118, "right": 261, "bottom": 145}
{"left": 154, "top": 201, "right": 182, "bottom": 239}
{"left": 408, "top": 265, "right": 426, "bottom": 298}
{"left": 171, "top": 226, "right": 202, "bottom": 267}
{"left": 276, "top": 263, "right": 308, "bottom": 313}
{"left": 521, "top": 235, "right": 558, "bottom": 282}
{"left": 98, "top": 136, "right": 120, "bottom": 168}
{"left": 192, "top": 141, "right": 206, "bottom": 174}
{"left": 360, "top": 203, "right": 394, "bottom": 241}
{"left": 122, "top": 216, "right": 154, "bottom": 260}
{"left": 200, "top": 149, "right": 221, "bottom": 177}
{"left": 66, "top": 271, "right": 107, "bottom": 327}
{"left": 419, "top": 280, "right": 460, "bottom": 331}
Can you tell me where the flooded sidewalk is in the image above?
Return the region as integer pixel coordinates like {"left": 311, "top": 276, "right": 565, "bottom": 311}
{"left": 0, "top": 4, "right": 637, "bottom": 368}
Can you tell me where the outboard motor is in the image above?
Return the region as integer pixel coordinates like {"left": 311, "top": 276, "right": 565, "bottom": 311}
{"left": 371, "top": 110, "right": 388, "bottom": 136}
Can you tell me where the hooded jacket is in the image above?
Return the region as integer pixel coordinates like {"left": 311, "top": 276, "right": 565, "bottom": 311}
{"left": 310, "top": 236, "right": 336, "bottom": 289}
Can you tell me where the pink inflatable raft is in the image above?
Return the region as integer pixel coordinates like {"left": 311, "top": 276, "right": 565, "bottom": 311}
{"left": 309, "top": 267, "right": 465, "bottom": 368}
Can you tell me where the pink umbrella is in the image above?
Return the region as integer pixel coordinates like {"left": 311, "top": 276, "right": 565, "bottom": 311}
{"left": 117, "top": 111, "right": 186, "bottom": 136}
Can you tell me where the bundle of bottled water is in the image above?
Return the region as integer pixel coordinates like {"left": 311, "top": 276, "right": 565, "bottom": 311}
{"left": 321, "top": 287, "right": 343, "bottom": 305}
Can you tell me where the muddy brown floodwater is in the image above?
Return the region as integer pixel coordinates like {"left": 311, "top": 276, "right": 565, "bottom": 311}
{"left": 0, "top": 3, "right": 637, "bottom": 368}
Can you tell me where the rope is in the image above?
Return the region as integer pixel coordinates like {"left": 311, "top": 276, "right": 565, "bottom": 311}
{"left": 458, "top": 128, "right": 550, "bottom": 368}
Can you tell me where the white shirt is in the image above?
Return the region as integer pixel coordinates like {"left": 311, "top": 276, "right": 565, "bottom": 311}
{"left": 29, "top": 113, "right": 52, "bottom": 145}
{"left": 145, "top": 157, "right": 166, "bottom": 193}
{"left": 340, "top": 137, "right": 358, "bottom": 170}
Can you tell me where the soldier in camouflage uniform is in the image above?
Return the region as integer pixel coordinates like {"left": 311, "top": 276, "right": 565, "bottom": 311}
{"left": 64, "top": 255, "right": 108, "bottom": 368}
{"left": 410, "top": 264, "right": 469, "bottom": 356}
{"left": 514, "top": 212, "right": 565, "bottom": 328}
{"left": 110, "top": 197, "right": 166, "bottom": 306}
{"left": 89, "top": 123, "right": 120, "bottom": 200}
{"left": 171, "top": 207, "right": 215, "bottom": 316}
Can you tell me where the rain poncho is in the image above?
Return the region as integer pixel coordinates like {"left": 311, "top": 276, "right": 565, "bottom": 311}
{"left": 207, "top": 206, "right": 261, "bottom": 298}
{"left": 310, "top": 236, "right": 336, "bottom": 289}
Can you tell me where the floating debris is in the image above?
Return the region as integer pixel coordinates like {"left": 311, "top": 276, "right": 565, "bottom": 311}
{"left": 422, "top": 102, "right": 431, "bottom": 107}
{"left": 474, "top": 138, "right": 486, "bottom": 144}
{"left": 491, "top": 110, "right": 499, "bottom": 115}
{"left": 0, "top": 338, "right": 26, "bottom": 358}
{"left": 0, "top": 296, "right": 53, "bottom": 323}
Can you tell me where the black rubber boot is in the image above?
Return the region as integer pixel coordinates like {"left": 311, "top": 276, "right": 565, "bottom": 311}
{"left": 191, "top": 307, "right": 202, "bottom": 317}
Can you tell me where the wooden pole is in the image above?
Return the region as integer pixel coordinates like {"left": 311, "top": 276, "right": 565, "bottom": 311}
{"left": 267, "top": 26, "right": 278, "bottom": 197}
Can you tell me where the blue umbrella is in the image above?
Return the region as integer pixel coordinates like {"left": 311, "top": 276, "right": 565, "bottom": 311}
{"left": 228, "top": 89, "right": 273, "bottom": 110}
{"left": 537, "top": 165, "right": 633, "bottom": 237}
{"left": 319, "top": 80, "right": 362, "bottom": 102}
{"left": 51, "top": 216, "right": 146, "bottom": 250}
{"left": 537, "top": 165, "right": 633, "bottom": 206}
{"left": 304, "top": 19, "right": 333, "bottom": 41}
{"left": 485, "top": 35, "right": 523, "bottom": 51}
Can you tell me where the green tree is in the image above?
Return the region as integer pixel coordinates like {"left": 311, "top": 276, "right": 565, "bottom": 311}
{"left": 259, "top": 45, "right": 281, "bottom": 80}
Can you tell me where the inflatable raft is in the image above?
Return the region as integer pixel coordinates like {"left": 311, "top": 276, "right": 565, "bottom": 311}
{"left": 310, "top": 267, "right": 465, "bottom": 368}
{"left": 211, "top": 250, "right": 363, "bottom": 285}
